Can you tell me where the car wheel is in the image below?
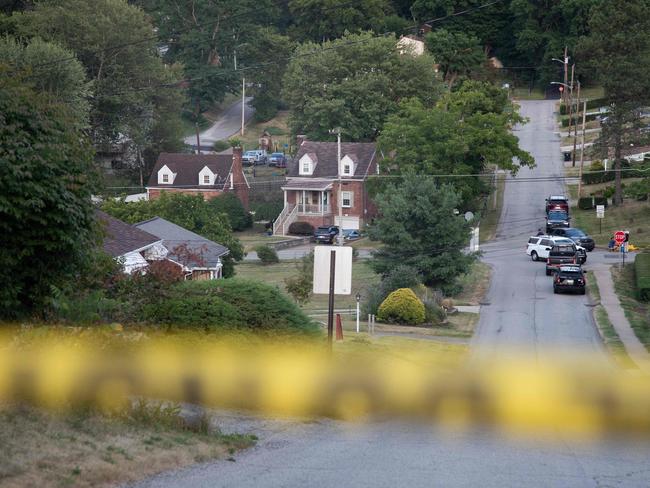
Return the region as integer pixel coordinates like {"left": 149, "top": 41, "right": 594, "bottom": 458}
{"left": 580, "top": 289, "right": 586, "bottom": 295}
{"left": 553, "top": 287, "right": 558, "bottom": 294}
{"left": 546, "top": 269, "right": 552, "bottom": 276}
{"left": 531, "top": 251, "right": 538, "bottom": 262}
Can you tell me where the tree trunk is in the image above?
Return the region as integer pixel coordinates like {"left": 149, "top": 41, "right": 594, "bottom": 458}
{"left": 614, "top": 130, "right": 623, "bottom": 206}
{"left": 194, "top": 101, "right": 201, "bottom": 153}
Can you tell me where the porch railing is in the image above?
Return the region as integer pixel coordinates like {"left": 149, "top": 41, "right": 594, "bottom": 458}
{"left": 297, "top": 204, "right": 331, "bottom": 214}
{"left": 273, "top": 203, "right": 294, "bottom": 236}
{"left": 282, "top": 205, "right": 299, "bottom": 236}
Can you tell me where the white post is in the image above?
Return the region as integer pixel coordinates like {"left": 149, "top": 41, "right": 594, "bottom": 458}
{"left": 241, "top": 77, "right": 245, "bottom": 136}
{"left": 356, "top": 301, "right": 360, "bottom": 333}
{"left": 302, "top": 190, "right": 306, "bottom": 214}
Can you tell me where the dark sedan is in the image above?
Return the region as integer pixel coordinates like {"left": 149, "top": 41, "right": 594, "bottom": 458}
{"left": 551, "top": 227, "right": 595, "bottom": 251}
{"left": 553, "top": 265, "right": 586, "bottom": 295}
{"left": 545, "top": 210, "right": 570, "bottom": 233}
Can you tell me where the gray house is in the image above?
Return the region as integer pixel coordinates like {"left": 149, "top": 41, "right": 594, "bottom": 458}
{"left": 134, "top": 217, "right": 229, "bottom": 280}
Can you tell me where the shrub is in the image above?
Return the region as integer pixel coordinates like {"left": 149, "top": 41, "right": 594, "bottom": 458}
{"left": 635, "top": 253, "right": 650, "bottom": 301}
{"left": 251, "top": 200, "right": 284, "bottom": 222}
{"left": 594, "top": 196, "right": 608, "bottom": 208}
{"left": 590, "top": 160, "right": 605, "bottom": 171}
{"left": 255, "top": 244, "right": 279, "bottom": 264}
{"left": 377, "top": 288, "right": 425, "bottom": 325}
{"left": 422, "top": 298, "right": 446, "bottom": 325}
{"left": 207, "top": 193, "right": 252, "bottom": 231}
{"left": 578, "top": 197, "right": 595, "bottom": 210}
{"left": 284, "top": 252, "right": 313, "bottom": 304}
{"left": 211, "top": 140, "right": 230, "bottom": 152}
{"left": 288, "top": 221, "right": 314, "bottom": 235}
{"left": 363, "top": 265, "right": 422, "bottom": 315}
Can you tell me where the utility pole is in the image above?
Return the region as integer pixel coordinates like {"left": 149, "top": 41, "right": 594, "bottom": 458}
{"left": 567, "top": 64, "right": 575, "bottom": 164}
{"left": 336, "top": 128, "right": 344, "bottom": 246}
{"left": 563, "top": 46, "right": 569, "bottom": 107}
{"left": 572, "top": 80, "right": 581, "bottom": 167}
{"left": 241, "top": 77, "right": 245, "bottom": 136}
{"left": 578, "top": 100, "right": 587, "bottom": 199}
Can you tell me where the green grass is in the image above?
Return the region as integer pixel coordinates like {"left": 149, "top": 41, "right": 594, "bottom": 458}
{"left": 479, "top": 173, "right": 505, "bottom": 242}
{"left": 561, "top": 130, "right": 600, "bottom": 147}
{"left": 511, "top": 88, "right": 545, "bottom": 100}
{"left": 571, "top": 200, "right": 650, "bottom": 247}
{"left": 611, "top": 263, "right": 650, "bottom": 352}
{"left": 235, "top": 224, "right": 289, "bottom": 253}
{"left": 239, "top": 111, "right": 292, "bottom": 152}
{"left": 453, "top": 261, "right": 491, "bottom": 306}
{"left": 586, "top": 271, "right": 637, "bottom": 369}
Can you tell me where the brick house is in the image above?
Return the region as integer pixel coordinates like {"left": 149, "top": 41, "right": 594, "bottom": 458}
{"left": 273, "top": 139, "right": 382, "bottom": 235}
{"left": 146, "top": 147, "right": 249, "bottom": 209}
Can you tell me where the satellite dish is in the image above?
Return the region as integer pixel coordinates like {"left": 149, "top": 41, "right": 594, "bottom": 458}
{"left": 464, "top": 211, "right": 474, "bottom": 222}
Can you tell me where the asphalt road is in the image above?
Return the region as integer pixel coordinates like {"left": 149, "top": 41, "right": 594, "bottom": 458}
{"left": 129, "top": 101, "right": 650, "bottom": 488}
{"left": 183, "top": 97, "right": 255, "bottom": 149}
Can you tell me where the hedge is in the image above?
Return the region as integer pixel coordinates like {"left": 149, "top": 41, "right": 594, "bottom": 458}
{"left": 377, "top": 288, "right": 425, "bottom": 325}
{"left": 289, "top": 221, "right": 314, "bottom": 235}
{"left": 559, "top": 97, "right": 608, "bottom": 115}
{"left": 578, "top": 196, "right": 608, "bottom": 209}
{"left": 634, "top": 253, "right": 650, "bottom": 301}
{"left": 561, "top": 112, "right": 600, "bottom": 127}
{"left": 580, "top": 159, "right": 650, "bottom": 185}
{"left": 255, "top": 244, "right": 279, "bottom": 264}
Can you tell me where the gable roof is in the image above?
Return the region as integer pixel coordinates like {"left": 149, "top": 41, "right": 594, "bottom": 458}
{"left": 97, "top": 210, "right": 161, "bottom": 258}
{"left": 288, "top": 141, "right": 378, "bottom": 178}
{"left": 147, "top": 153, "right": 233, "bottom": 189}
{"left": 134, "top": 217, "right": 229, "bottom": 269}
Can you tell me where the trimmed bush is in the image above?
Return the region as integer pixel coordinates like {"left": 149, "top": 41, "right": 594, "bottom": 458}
{"left": 377, "top": 288, "right": 425, "bottom": 325}
{"left": 634, "top": 253, "right": 650, "bottom": 301}
{"left": 362, "top": 265, "right": 422, "bottom": 315}
{"left": 255, "top": 244, "right": 279, "bottom": 264}
{"left": 578, "top": 197, "right": 595, "bottom": 210}
{"left": 288, "top": 221, "right": 314, "bottom": 235}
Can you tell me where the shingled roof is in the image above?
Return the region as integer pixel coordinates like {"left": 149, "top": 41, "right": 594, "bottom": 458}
{"left": 147, "top": 153, "right": 233, "bottom": 189}
{"left": 287, "top": 141, "right": 378, "bottom": 178}
{"left": 97, "top": 210, "right": 161, "bottom": 257}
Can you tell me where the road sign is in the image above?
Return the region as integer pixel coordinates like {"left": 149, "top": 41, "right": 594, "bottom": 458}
{"left": 614, "top": 231, "right": 626, "bottom": 245}
{"left": 596, "top": 205, "right": 605, "bottom": 218}
{"left": 313, "top": 246, "right": 352, "bottom": 295}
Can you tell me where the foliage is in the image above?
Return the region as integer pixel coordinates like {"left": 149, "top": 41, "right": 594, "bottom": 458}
{"left": 0, "top": 36, "right": 92, "bottom": 128}
{"left": 0, "top": 77, "right": 97, "bottom": 317}
{"left": 634, "top": 253, "right": 650, "bottom": 301}
{"left": 377, "top": 288, "right": 426, "bottom": 325}
{"left": 100, "top": 192, "right": 243, "bottom": 277}
{"left": 378, "top": 83, "right": 534, "bottom": 207}
{"left": 370, "top": 177, "right": 476, "bottom": 291}
{"left": 424, "top": 28, "right": 486, "bottom": 88}
{"left": 625, "top": 179, "right": 650, "bottom": 201}
{"left": 422, "top": 297, "right": 447, "bottom": 326}
{"left": 255, "top": 245, "right": 280, "bottom": 265}
{"left": 363, "top": 264, "right": 421, "bottom": 315}
{"left": 282, "top": 31, "right": 441, "bottom": 141}
{"left": 284, "top": 251, "right": 314, "bottom": 304}
{"left": 578, "top": 197, "right": 595, "bottom": 210}
{"left": 207, "top": 193, "right": 252, "bottom": 231}
{"left": 287, "top": 0, "right": 390, "bottom": 42}
{"left": 288, "top": 221, "right": 314, "bottom": 235}
{"left": 141, "top": 279, "right": 320, "bottom": 334}
{"left": 250, "top": 200, "right": 284, "bottom": 222}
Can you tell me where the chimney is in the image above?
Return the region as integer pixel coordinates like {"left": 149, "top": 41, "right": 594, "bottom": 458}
{"left": 296, "top": 135, "right": 307, "bottom": 147}
{"left": 230, "top": 146, "right": 249, "bottom": 210}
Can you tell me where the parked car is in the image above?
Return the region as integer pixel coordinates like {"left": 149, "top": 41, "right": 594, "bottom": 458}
{"left": 268, "top": 152, "right": 287, "bottom": 168}
{"left": 242, "top": 150, "right": 267, "bottom": 166}
{"left": 527, "top": 236, "right": 587, "bottom": 263}
{"left": 545, "top": 195, "right": 569, "bottom": 214}
{"left": 553, "top": 265, "right": 587, "bottom": 295}
{"left": 546, "top": 242, "right": 584, "bottom": 276}
{"left": 342, "top": 229, "right": 361, "bottom": 240}
{"left": 313, "top": 225, "right": 339, "bottom": 244}
{"left": 550, "top": 227, "right": 595, "bottom": 251}
{"left": 545, "top": 210, "right": 570, "bottom": 233}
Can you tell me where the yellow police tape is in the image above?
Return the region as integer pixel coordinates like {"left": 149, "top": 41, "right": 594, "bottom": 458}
{"left": 1, "top": 333, "right": 649, "bottom": 437}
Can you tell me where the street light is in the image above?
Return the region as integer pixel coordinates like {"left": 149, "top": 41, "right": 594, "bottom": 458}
{"left": 355, "top": 293, "right": 361, "bottom": 333}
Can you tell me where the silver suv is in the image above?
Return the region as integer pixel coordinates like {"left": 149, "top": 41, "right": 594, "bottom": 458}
{"left": 526, "top": 235, "right": 587, "bottom": 263}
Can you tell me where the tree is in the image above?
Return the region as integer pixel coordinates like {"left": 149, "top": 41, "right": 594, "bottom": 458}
{"left": 207, "top": 193, "right": 252, "bottom": 231}
{"left": 578, "top": 0, "right": 650, "bottom": 205}
{"left": 284, "top": 252, "right": 314, "bottom": 304}
{"left": 0, "top": 76, "right": 96, "bottom": 317}
{"left": 100, "top": 193, "right": 244, "bottom": 277}
{"left": 378, "top": 82, "right": 533, "bottom": 207}
{"left": 288, "top": 0, "right": 390, "bottom": 42}
{"left": 369, "top": 177, "right": 475, "bottom": 291}
{"left": 424, "top": 28, "right": 486, "bottom": 88}
{"left": 282, "top": 31, "right": 441, "bottom": 141}
{"left": 0, "top": 36, "right": 92, "bottom": 128}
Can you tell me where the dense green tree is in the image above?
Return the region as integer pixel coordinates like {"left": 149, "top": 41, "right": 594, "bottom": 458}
{"left": 578, "top": 0, "right": 650, "bottom": 205}
{"left": 0, "top": 36, "right": 92, "bottom": 127}
{"left": 378, "top": 82, "right": 533, "bottom": 207}
{"left": 0, "top": 76, "right": 97, "bottom": 317}
{"left": 369, "top": 177, "right": 475, "bottom": 291}
{"left": 100, "top": 192, "right": 244, "bottom": 277}
{"left": 206, "top": 192, "right": 252, "bottom": 231}
{"left": 288, "top": 0, "right": 390, "bottom": 41}
{"left": 425, "top": 28, "right": 486, "bottom": 87}
{"left": 283, "top": 31, "right": 441, "bottom": 141}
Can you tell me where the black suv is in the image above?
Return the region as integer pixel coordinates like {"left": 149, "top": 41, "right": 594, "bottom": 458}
{"left": 553, "top": 265, "right": 586, "bottom": 295}
{"left": 550, "top": 227, "right": 595, "bottom": 251}
{"left": 546, "top": 242, "right": 584, "bottom": 275}
{"left": 545, "top": 210, "right": 570, "bottom": 233}
{"left": 313, "top": 226, "right": 339, "bottom": 244}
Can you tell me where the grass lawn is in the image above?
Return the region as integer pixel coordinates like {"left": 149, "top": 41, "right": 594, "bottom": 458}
{"left": 561, "top": 130, "right": 600, "bottom": 147}
{"left": 611, "top": 263, "right": 650, "bottom": 353}
{"left": 511, "top": 88, "right": 545, "bottom": 100}
{"left": 453, "top": 262, "right": 492, "bottom": 306}
{"left": 571, "top": 200, "right": 650, "bottom": 247}
{"left": 235, "top": 224, "right": 289, "bottom": 253}
{"left": 239, "top": 111, "right": 292, "bottom": 152}
{"left": 348, "top": 237, "right": 383, "bottom": 251}
{"left": 586, "top": 270, "right": 637, "bottom": 369}
{"left": 0, "top": 404, "right": 255, "bottom": 488}
{"left": 479, "top": 173, "right": 505, "bottom": 243}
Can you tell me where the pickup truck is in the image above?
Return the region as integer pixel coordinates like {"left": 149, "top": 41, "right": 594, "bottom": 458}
{"left": 313, "top": 226, "right": 339, "bottom": 244}
{"left": 546, "top": 242, "right": 585, "bottom": 276}
{"left": 546, "top": 195, "right": 569, "bottom": 214}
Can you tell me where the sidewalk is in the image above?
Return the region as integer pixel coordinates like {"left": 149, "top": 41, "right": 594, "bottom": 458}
{"left": 592, "top": 263, "right": 650, "bottom": 373}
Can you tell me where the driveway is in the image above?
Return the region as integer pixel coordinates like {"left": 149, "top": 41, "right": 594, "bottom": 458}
{"left": 184, "top": 97, "right": 255, "bottom": 149}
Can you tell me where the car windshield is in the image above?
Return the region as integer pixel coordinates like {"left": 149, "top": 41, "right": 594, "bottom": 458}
{"left": 244, "top": 151, "right": 256, "bottom": 156}
{"left": 548, "top": 211, "right": 568, "bottom": 220}
{"left": 565, "top": 229, "right": 586, "bottom": 237}
{"left": 559, "top": 271, "right": 582, "bottom": 278}
{"left": 271, "top": 153, "right": 283, "bottom": 157}
{"left": 316, "top": 227, "right": 330, "bottom": 232}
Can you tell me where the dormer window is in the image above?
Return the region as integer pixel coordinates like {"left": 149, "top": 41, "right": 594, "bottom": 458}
{"left": 157, "top": 164, "right": 175, "bottom": 185}
{"left": 302, "top": 161, "right": 311, "bottom": 173}
{"left": 203, "top": 174, "right": 210, "bottom": 184}
{"left": 198, "top": 166, "right": 214, "bottom": 186}
{"left": 343, "top": 164, "right": 351, "bottom": 175}
{"left": 340, "top": 155, "right": 356, "bottom": 177}
{"left": 162, "top": 174, "right": 169, "bottom": 183}
{"left": 299, "top": 154, "right": 316, "bottom": 175}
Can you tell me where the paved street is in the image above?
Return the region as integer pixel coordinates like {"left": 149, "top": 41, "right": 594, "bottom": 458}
{"left": 183, "top": 97, "right": 255, "bottom": 149}
{"left": 129, "top": 101, "right": 650, "bottom": 488}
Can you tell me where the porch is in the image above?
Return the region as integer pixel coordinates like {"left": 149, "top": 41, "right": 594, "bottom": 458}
{"left": 274, "top": 180, "right": 334, "bottom": 235}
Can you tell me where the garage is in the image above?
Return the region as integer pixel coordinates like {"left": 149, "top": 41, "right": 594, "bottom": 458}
{"left": 335, "top": 216, "right": 360, "bottom": 230}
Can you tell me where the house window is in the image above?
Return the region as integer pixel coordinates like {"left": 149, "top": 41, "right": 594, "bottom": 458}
{"left": 203, "top": 174, "right": 210, "bottom": 184}
{"left": 162, "top": 173, "right": 169, "bottom": 183}
{"left": 302, "top": 161, "right": 311, "bottom": 174}
{"left": 343, "top": 164, "right": 351, "bottom": 175}
{"left": 341, "top": 191, "right": 353, "bottom": 208}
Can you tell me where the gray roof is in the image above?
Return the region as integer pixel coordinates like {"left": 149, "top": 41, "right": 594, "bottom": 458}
{"left": 147, "top": 152, "right": 233, "bottom": 189}
{"left": 97, "top": 210, "right": 161, "bottom": 257}
{"left": 134, "top": 217, "right": 229, "bottom": 269}
{"left": 282, "top": 179, "right": 333, "bottom": 191}
{"left": 287, "top": 140, "right": 378, "bottom": 178}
